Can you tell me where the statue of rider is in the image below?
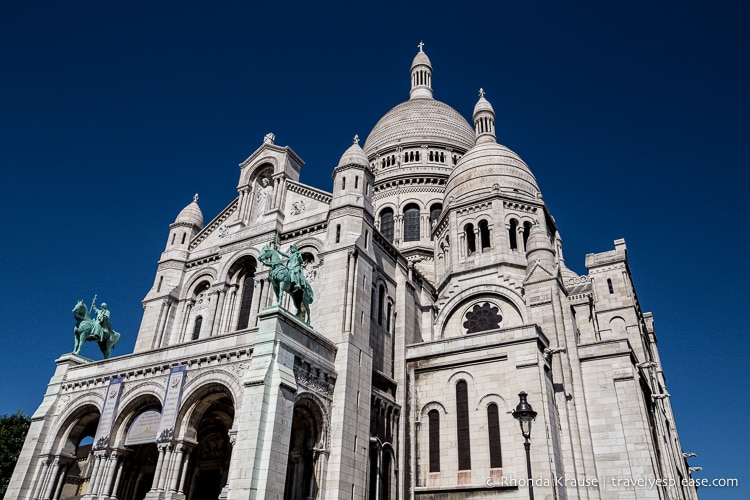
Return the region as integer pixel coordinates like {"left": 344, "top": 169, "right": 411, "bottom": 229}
{"left": 276, "top": 243, "right": 307, "bottom": 293}
{"left": 91, "top": 302, "right": 113, "bottom": 342}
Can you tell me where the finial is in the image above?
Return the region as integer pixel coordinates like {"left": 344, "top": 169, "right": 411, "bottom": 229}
{"left": 418, "top": 40, "right": 425, "bottom": 52}
{"left": 263, "top": 132, "right": 275, "bottom": 144}
{"left": 353, "top": 134, "right": 359, "bottom": 145}
{"left": 478, "top": 88, "right": 485, "bottom": 98}
{"left": 193, "top": 193, "right": 199, "bottom": 203}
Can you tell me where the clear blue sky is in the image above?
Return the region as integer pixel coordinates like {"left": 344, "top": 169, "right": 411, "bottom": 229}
{"left": 1, "top": 1, "right": 747, "bottom": 497}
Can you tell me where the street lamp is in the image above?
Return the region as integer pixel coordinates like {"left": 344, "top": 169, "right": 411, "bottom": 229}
{"left": 513, "top": 391, "right": 537, "bottom": 500}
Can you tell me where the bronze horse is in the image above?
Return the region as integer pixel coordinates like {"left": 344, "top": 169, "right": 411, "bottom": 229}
{"left": 72, "top": 300, "right": 121, "bottom": 359}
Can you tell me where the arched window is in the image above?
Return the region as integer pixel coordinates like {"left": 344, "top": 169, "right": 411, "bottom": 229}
{"left": 509, "top": 219, "right": 519, "bottom": 250}
{"left": 415, "top": 151, "right": 420, "bottom": 161}
{"left": 378, "top": 284, "right": 385, "bottom": 326}
{"left": 428, "top": 409, "right": 440, "bottom": 472}
{"left": 465, "top": 223, "right": 476, "bottom": 255}
{"left": 429, "top": 151, "right": 434, "bottom": 161}
{"left": 403, "top": 204, "right": 420, "bottom": 242}
{"left": 607, "top": 278, "right": 614, "bottom": 294}
{"left": 380, "top": 208, "right": 394, "bottom": 243}
{"left": 429, "top": 204, "right": 442, "bottom": 240}
{"left": 479, "top": 220, "right": 491, "bottom": 251}
{"left": 456, "top": 381, "right": 471, "bottom": 470}
{"left": 487, "top": 403, "right": 502, "bottom": 468}
{"left": 236, "top": 264, "right": 257, "bottom": 330}
{"left": 192, "top": 316, "right": 203, "bottom": 340}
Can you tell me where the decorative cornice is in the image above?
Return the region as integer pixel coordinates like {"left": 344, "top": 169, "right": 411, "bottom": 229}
{"left": 503, "top": 200, "right": 539, "bottom": 214}
{"left": 190, "top": 200, "right": 238, "bottom": 250}
{"left": 287, "top": 180, "right": 332, "bottom": 204}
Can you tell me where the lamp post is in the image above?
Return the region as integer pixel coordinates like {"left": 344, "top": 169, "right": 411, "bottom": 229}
{"left": 512, "top": 391, "right": 537, "bottom": 500}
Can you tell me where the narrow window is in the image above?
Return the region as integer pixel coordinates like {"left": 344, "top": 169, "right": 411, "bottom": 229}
{"left": 415, "top": 151, "right": 420, "bottom": 161}
{"left": 456, "top": 381, "right": 472, "bottom": 470}
{"left": 479, "top": 220, "right": 491, "bottom": 251}
{"left": 428, "top": 409, "right": 440, "bottom": 472}
{"left": 236, "top": 266, "right": 256, "bottom": 330}
{"left": 336, "top": 225, "right": 341, "bottom": 243}
{"left": 380, "top": 208, "right": 394, "bottom": 243}
{"left": 342, "top": 177, "right": 346, "bottom": 190}
{"left": 365, "top": 229, "right": 369, "bottom": 249}
{"left": 378, "top": 285, "right": 385, "bottom": 326}
{"left": 192, "top": 316, "right": 203, "bottom": 340}
{"left": 429, "top": 151, "right": 434, "bottom": 161}
{"left": 509, "top": 219, "right": 518, "bottom": 250}
{"left": 429, "top": 204, "right": 442, "bottom": 241}
{"left": 181, "top": 232, "right": 186, "bottom": 244}
{"left": 171, "top": 233, "right": 176, "bottom": 246}
{"left": 607, "top": 278, "right": 614, "bottom": 294}
{"left": 354, "top": 176, "right": 359, "bottom": 189}
{"left": 465, "top": 224, "right": 476, "bottom": 255}
{"left": 403, "top": 204, "right": 420, "bottom": 242}
{"left": 386, "top": 301, "right": 392, "bottom": 333}
{"left": 487, "top": 403, "right": 502, "bottom": 468}
{"left": 157, "top": 276, "right": 163, "bottom": 293}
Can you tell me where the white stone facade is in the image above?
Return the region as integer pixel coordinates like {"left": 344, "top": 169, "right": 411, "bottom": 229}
{"left": 8, "top": 46, "right": 697, "bottom": 500}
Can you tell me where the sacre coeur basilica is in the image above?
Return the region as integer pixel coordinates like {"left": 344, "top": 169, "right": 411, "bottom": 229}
{"left": 8, "top": 45, "right": 698, "bottom": 500}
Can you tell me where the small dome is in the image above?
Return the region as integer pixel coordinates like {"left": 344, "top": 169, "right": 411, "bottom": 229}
{"left": 473, "top": 90, "right": 495, "bottom": 116}
{"left": 445, "top": 142, "right": 541, "bottom": 203}
{"left": 338, "top": 136, "right": 369, "bottom": 168}
{"left": 175, "top": 194, "right": 203, "bottom": 228}
{"left": 411, "top": 49, "right": 432, "bottom": 69}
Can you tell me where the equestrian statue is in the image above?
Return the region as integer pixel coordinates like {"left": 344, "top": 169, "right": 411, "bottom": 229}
{"left": 72, "top": 295, "right": 121, "bottom": 359}
{"left": 258, "top": 240, "right": 314, "bottom": 324}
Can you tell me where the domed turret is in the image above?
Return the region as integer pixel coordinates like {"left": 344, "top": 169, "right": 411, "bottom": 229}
{"left": 165, "top": 194, "right": 203, "bottom": 251}
{"left": 410, "top": 41, "right": 433, "bottom": 100}
{"left": 473, "top": 88, "right": 496, "bottom": 145}
{"left": 175, "top": 193, "right": 204, "bottom": 228}
{"left": 445, "top": 91, "right": 540, "bottom": 205}
{"left": 330, "top": 136, "right": 374, "bottom": 217}
{"left": 337, "top": 135, "right": 370, "bottom": 168}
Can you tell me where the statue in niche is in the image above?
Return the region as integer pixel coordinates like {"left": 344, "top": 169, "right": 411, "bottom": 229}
{"left": 254, "top": 177, "right": 273, "bottom": 221}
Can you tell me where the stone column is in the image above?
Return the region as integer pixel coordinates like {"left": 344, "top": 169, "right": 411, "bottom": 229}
{"left": 40, "top": 457, "right": 61, "bottom": 500}
{"left": 211, "top": 286, "right": 227, "bottom": 336}
{"left": 52, "top": 459, "right": 70, "bottom": 500}
{"left": 148, "top": 444, "right": 167, "bottom": 495}
{"left": 177, "top": 447, "right": 193, "bottom": 495}
{"left": 156, "top": 444, "right": 173, "bottom": 491}
{"left": 168, "top": 445, "right": 185, "bottom": 493}
{"left": 110, "top": 455, "right": 126, "bottom": 500}
{"left": 31, "top": 458, "right": 50, "bottom": 500}
{"left": 517, "top": 226, "right": 526, "bottom": 253}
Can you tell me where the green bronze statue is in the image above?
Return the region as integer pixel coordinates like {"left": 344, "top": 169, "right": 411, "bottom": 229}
{"left": 258, "top": 242, "right": 314, "bottom": 324}
{"left": 72, "top": 296, "right": 121, "bottom": 359}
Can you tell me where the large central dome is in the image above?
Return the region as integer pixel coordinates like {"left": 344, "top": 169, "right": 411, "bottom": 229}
{"left": 363, "top": 99, "right": 475, "bottom": 157}
{"left": 363, "top": 45, "right": 475, "bottom": 159}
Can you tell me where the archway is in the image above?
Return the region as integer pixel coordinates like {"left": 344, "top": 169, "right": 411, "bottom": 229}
{"left": 283, "top": 397, "right": 326, "bottom": 500}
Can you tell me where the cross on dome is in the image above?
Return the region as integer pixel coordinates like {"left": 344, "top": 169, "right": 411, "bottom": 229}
{"left": 478, "top": 88, "right": 485, "bottom": 98}
{"left": 418, "top": 41, "right": 425, "bottom": 52}
{"left": 353, "top": 134, "right": 359, "bottom": 145}
{"left": 193, "top": 193, "right": 199, "bottom": 203}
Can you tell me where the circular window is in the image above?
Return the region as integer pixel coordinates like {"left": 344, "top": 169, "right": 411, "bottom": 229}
{"left": 463, "top": 302, "right": 502, "bottom": 334}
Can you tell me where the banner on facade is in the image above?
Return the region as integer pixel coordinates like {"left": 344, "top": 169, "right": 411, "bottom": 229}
{"left": 156, "top": 365, "right": 187, "bottom": 442}
{"left": 93, "top": 377, "right": 124, "bottom": 450}
{"left": 124, "top": 409, "right": 161, "bottom": 446}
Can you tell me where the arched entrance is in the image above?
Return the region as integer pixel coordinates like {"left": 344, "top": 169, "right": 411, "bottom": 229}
{"left": 56, "top": 406, "right": 100, "bottom": 499}
{"left": 181, "top": 388, "right": 235, "bottom": 500}
{"left": 283, "top": 397, "right": 327, "bottom": 500}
